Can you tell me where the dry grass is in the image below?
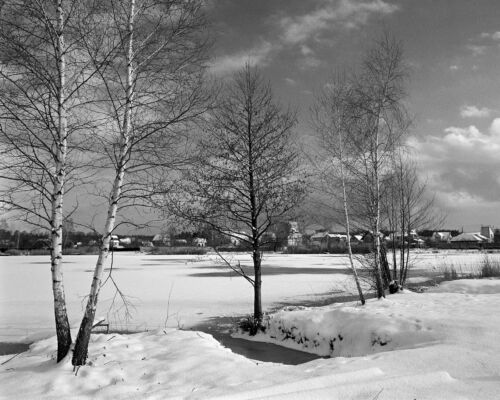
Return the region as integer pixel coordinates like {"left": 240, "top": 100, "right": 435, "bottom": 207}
{"left": 440, "top": 254, "right": 500, "bottom": 281}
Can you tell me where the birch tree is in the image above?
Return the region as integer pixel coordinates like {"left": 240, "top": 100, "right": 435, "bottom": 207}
{"left": 348, "top": 35, "right": 410, "bottom": 298}
{"left": 0, "top": 0, "right": 103, "bottom": 362}
{"left": 312, "top": 74, "right": 365, "bottom": 305}
{"left": 72, "top": 0, "right": 210, "bottom": 366}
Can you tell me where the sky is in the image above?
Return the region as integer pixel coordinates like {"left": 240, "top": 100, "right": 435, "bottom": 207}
{"left": 205, "top": 0, "right": 500, "bottom": 232}
{"left": 3, "top": 0, "right": 500, "bottom": 234}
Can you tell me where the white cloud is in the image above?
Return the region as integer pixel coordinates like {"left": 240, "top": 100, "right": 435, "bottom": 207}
{"left": 449, "top": 65, "right": 459, "bottom": 71}
{"left": 284, "top": 77, "right": 297, "bottom": 86}
{"left": 466, "top": 44, "right": 487, "bottom": 56}
{"left": 300, "top": 45, "right": 314, "bottom": 56}
{"left": 460, "top": 105, "right": 492, "bottom": 118}
{"left": 480, "top": 31, "right": 500, "bottom": 41}
{"left": 489, "top": 118, "right": 500, "bottom": 135}
{"left": 297, "top": 55, "right": 322, "bottom": 70}
{"left": 279, "top": 0, "right": 398, "bottom": 45}
{"left": 409, "top": 120, "right": 500, "bottom": 203}
{"left": 209, "top": 42, "right": 276, "bottom": 75}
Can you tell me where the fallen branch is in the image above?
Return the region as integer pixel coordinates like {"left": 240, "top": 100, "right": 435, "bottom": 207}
{"left": 1, "top": 352, "right": 22, "bottom": 366}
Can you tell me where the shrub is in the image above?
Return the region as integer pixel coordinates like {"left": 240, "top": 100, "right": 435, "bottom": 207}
{"left": 238, "top": 315, "right": 265, "bottom": 336}
{"left": 2, "top": 249, "right": 25, "bottom": 256}
{"left": 442, "top": 265, "right": 459, "bottom": 281}
{"left": 148, "top": 246, "right": 208, "bottom": 255}
{"left": 481, "top": 255, "right": 500, "bottom": 278}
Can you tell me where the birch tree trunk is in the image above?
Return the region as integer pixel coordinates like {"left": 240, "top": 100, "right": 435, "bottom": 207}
{"left": 337, "top": 134, "right": 365, "bottom": 305}
{"left": 51, "top": 0, "right": 72, "bottom": 362}
{"left": 372, "top": 117, "right": 385, "bottom": 298}
{"left": 72, "top": 0, "right": 135, "bottom": 367}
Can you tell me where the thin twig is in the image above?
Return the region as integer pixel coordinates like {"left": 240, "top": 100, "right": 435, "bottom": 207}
{"left": 164, "top": 282, "right": 175, "bottom": 328}
{"left": 1, "top": 352, "right": 22, "bottom": 366}
{"left": 213, "top": 247, "right": 255, "bottom": 285}
{"left": 371, "top": 388, "right": 384, "bottom": 400}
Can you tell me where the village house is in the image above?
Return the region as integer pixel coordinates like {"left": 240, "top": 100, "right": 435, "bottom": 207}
{"left": 450, "top": 232, "right": 488, "bottom": 249}
{"left": 480, "top": 226, "right": 494, "bottom": 243}
{"left": 152, "top": 234, "right": 171, "bottom": 247}
{"left": 431, "top": 231, "right": 452, "bottom": 243}
{"left": 287, "top": 221, "right": 302, "bottom": 247}
{"left": 193, "top": 237, "right": 207, "bottom": 247}
{"left": 320, "top": 233, "right": 348, "bottom": 252}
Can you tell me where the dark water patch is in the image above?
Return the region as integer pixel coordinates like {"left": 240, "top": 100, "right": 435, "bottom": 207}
{"left": 0, "top": 342, "right": 30, "bottom": 356}
{"left": 28, "top": 261, "right": 76, "bottom": 264}
{"left": 83, "top": 267, "right": 147, "bottom": 272}
{"left": 190, "top": 266, "right": 352, "bottom": 278}
{"left": 191, "top": 317, "right": 324, "bottom": 365}
{"left": 140, "top": 263, "right": 190, "bottom": 267}
{"left": 271, "top": 292, "right": 377, "bottom": 310}
{"left": 141, "top": 258, "right": 198, "bottom": 263}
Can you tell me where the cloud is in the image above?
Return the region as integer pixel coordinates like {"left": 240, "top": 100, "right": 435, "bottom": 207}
{"left": 410, "top": 119, "right": 500, "bottom": 205}
{"left": 297, "top": 55, "right": 322, "bottom": 70}
{"left": 300, "top": 45, "right": 314, "bottom": 56}
{"left": 209, "top": 41, "right": 276, "bottom": 75}
{"left": 480, "top": 31, "right": 500, "bottom": 41}
{"left": 460, "top": 105, "right": 493, "bottom": 118}
{"left": 279, "top": 0, "right": 398, "bottom": 45}
{"left": 466, "top": 44, "right": 487, "bottom": 56}
{"left": 489, "top": 118, "right": 500, "bottom": 135}
{"left": 284, "top": 77, "right": 297, "bottom": 86}
{"left": 449, "top": 65, "right": 459, "bottom": 71}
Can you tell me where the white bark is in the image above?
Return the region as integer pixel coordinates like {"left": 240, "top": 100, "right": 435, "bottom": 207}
{"left": 337, "top": 127, "right": 365, "bottom": 305}
{"left": 51, "top": 0, "right": 72, "bottom": 362}
{"left": 72, "top": 0, "right": 135, "bottom": 366}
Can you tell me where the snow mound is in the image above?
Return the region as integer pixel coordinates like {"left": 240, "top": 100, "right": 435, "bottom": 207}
{"left": 250, "top": 292, "right": 437, "bottom": 357}
{"left": 430, "top": 277, "right": 500, "bottom": 294}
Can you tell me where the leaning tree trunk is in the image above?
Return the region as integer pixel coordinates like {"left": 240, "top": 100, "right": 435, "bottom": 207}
{"left": 72, "top": 0, "right": 135, "bottom": 366}
{"left": 337, "top": 133, "right": 365, "bottom": 305}
{"left": 72, "top": 144, "right": 130, "bottom": 366}
{"left": 51, "top": 0, "right": 72, "bottom": 363}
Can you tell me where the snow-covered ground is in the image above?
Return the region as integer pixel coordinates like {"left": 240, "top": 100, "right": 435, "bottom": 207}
{"left": 1, "top": 278, "right": 499, "bottom": 399}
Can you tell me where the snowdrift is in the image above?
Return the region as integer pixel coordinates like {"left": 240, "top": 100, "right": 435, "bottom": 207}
{"left": 1, "top": 279, "right": 500, "bottom": 399}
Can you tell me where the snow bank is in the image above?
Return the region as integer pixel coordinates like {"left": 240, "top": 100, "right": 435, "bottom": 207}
{"left": 429, "top": 277, "right": 500, "bottom": 294}
{"left": 245, "top": 292, "right": 438, "bottom": 357}
{"left": 2, "top": 279, "right": 500, "bottom": 399}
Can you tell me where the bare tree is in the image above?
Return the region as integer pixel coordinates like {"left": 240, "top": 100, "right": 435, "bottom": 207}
{"left": 383, "top": 151, "right": 443, "bottom": 286}
{"left": 71, "top": 0, "right": 210, "bottom": 366}
{"left": 0, "top": 0, "right": 105, "bottom": 362}
{"left": 311, "top": 74, "right": 365, "bottom": 305}
{"left": 168, "top": 65, "right": 304, "bottom": 330}
{"left": 345, "top": 34, "right": 410, "bottom": 298}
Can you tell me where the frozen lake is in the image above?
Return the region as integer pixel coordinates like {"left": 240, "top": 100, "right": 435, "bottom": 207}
{"left": 0, "top": 252, "right": 357, "bottom": 342}
{"left": 0, "top": 250, "right": 492, "bottom": 342}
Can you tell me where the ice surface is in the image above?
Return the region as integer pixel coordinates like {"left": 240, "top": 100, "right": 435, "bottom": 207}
{"left": 0, "top": 253, "right": 356, "bottom": 341}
